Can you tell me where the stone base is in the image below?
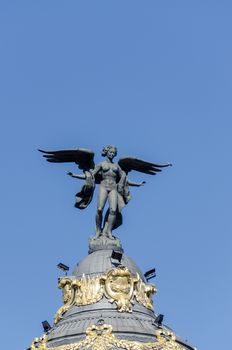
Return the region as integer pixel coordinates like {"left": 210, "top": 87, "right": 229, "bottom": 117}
{"left": 88, "top": 235, "right": 123, "bottom": 254}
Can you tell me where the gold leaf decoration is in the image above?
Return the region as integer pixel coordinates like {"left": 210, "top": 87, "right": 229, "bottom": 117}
{"left": 134, "top": 278, "right": 157, "bottom": 310}
{"left": 29, "top": 324, "right": 187, "bottom": 350}
{"left": 54, "top": 278, "right": 75, "bottom": 324}
{"left": 74, "top": 275, "right": 104, "bottom": 305}
{"left": 53, "top": 266, "right": 157, "bottom": 323}
{"left": 101, "top": 266, "right": 138, "bottom": 312}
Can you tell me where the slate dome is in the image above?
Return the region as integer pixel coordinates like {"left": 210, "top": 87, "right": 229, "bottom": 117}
{"left": 73, "top": 249, "right": 144, "bottom": 280}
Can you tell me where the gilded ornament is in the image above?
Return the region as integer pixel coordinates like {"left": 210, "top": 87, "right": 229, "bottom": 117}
{"left": 29, "top": 324, "right": 187, "bottom": 350}
{"left": 53, "top": 267, "right": 157, "bottom": 323}
{"left": 29, "top": 335, "right": 48, "bottom": 350}
{"left": 102, "top": 266, "right": 139, "bottom": 312}
{"left": 134, "top": 278, "right": 157, "bottom": 310}
{"left": 154, "top": 329, "right": 187, "bottom": 350}
{"left": 74, "top": 274, "right": 104, "bottom": 305}
{"left": 54, "top": 278, "right": 75, "bottom": 324}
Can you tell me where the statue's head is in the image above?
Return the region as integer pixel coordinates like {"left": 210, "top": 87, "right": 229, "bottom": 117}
{"left": 101, "top": 145, "right": 117, "bottom": 159}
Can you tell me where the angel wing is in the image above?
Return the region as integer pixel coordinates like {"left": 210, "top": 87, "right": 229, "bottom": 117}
{"left": 38, "top": 148, "right": 95, "bottom": 171}
{"left": 118, "top": 157, "right": 171, "bottom": 175}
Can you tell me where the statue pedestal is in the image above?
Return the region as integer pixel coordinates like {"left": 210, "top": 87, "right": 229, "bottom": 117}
{"left": 88, "top": 235, "right": 123, "bottom": 254}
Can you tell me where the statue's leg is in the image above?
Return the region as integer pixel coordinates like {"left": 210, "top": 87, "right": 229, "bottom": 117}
{"left": 106, "top": 190, "right": 117, "bottom": 239}
{"left": 95, "top": 186, "right": 108, "bottom": 238}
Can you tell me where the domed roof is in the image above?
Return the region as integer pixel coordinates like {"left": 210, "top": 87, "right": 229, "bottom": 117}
{"left": 72, "top": 249, "right": 145, "bottom": 280}
{"left": 45, "top": 238, "right": 196, "bottom": 350}
{"left": 47, "top": 240, "right": 158, "bottom": 348}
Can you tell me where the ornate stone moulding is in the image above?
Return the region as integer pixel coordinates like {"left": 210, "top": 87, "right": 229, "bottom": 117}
{"left": 54, "top": 266, "right": 157, "bottom": 324}
{"left": 29, "top": 323, "right": 188, "bottom": 350}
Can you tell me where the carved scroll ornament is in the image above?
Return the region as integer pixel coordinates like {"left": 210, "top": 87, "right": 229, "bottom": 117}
{"left": 54, "top": 278, "right": 75, "bottom": 324}
{"left": 101, "top": 266, "right": 139, "bottom": 312}
{"left": 54, "top": 266, "right": 157, "bottom": 323}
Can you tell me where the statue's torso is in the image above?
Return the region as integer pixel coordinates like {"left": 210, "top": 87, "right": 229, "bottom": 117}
{"left": 99, "top": 161, "right": 120, "bottom": 191}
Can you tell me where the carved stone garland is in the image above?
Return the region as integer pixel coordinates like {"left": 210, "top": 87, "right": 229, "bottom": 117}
{"left": 54, "top": 266, "right": 157, "bottom": 324}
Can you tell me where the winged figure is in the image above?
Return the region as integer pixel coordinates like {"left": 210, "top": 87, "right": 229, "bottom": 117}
{"left": 39, "top": 145, "right": 171, "bottom": 239}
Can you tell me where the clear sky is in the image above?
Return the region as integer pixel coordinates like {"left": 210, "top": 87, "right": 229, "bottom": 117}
{"left": 1, "top": 1, "right": 231, "bottom": 350}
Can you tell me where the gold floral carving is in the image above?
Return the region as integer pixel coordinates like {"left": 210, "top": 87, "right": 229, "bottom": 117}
{"left": 54, "top": 266, "right": 156, "bottom": 323}
{"left": 29, "top": 324, "right": 187, "bottom": 350}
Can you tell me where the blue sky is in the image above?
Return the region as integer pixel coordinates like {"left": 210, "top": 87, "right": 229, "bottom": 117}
{"left": 1, "top": 1, "right": 231, "bottom": 349}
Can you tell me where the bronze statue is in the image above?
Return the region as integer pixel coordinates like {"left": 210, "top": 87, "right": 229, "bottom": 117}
{"left": 39, "top": 145, "right": 171, "bottom": 239}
